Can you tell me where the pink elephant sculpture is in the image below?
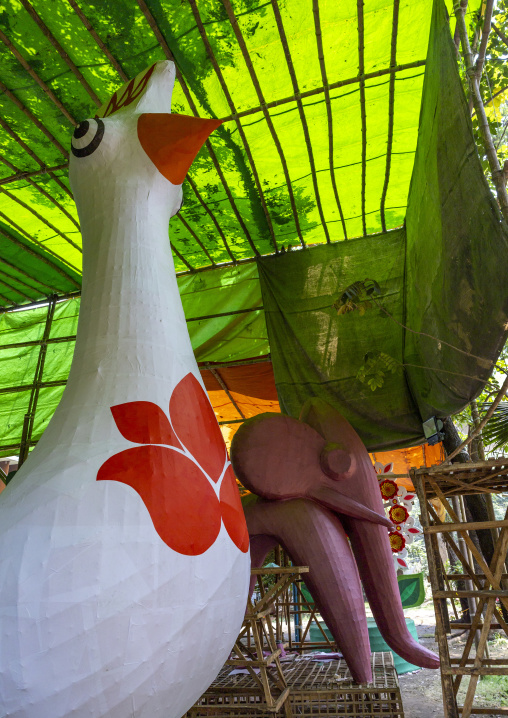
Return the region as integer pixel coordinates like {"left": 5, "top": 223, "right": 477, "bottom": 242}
{"left": 230, "top": 398, "right": 439, "bottom": 684}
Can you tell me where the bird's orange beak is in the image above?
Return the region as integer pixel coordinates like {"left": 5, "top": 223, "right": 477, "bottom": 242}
{"left": 137, "top": 113, "right": 222, "bottom": 185}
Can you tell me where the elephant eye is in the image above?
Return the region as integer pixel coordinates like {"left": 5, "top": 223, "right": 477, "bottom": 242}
{"left": 71, "top": 118, "right": 104, "bottom": 158}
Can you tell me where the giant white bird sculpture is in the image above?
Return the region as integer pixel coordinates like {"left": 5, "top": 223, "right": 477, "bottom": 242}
{"left": 0, "top": 61, "right": 250, "bottom": 718}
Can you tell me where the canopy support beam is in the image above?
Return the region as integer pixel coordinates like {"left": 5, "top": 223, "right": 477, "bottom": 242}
{"left": 0, "top": 27, "right": 77, "bottom": 125}
{"left": 136, "top": 0, "right": 259, "bottom": 257}
{"left": 221, "top": 0, "right": 306, "bottom": 249}
{"left": 271, "top": 0, "right": 330, "bottom": 244}
{"left": 19, "top": 0, "right": 102, "bottom": 107}
{"left": 188, "top": 0, "right": 279, "bottom": 255}
{"left": 313, "top": 0, "right": 348, "bottom": 240}
{"left": 18, "top": 295, "right": 57, "bottom": 467}
{"left": 380, "top": 0, "right": 400, "bottom": 233}
{"left": 357, "top": 0, "right": 367, "bottom": 237}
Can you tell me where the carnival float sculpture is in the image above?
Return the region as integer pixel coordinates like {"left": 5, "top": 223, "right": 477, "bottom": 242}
{"left": 231, "top": 398, "right": 439, "bottom": 684}
{"left": 0, "top": 61, "right": 249, "bottom": 718}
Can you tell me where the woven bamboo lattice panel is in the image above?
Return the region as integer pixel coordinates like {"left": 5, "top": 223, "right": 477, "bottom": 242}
{"left": 186, "top": 652, "right": 404, "bottom": 717}
{"left": 414, "top": 459, "right": 508, "bottom": 498}
{"left": 412, "top": 463, "right": 508, "bottom": 718}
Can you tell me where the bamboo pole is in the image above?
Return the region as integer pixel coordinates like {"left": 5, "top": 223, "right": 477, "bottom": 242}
{"left": 0, "top": 335, "right": 77, "bottom": 351}
{"left": 175, "top": 254, "right": 260, "bottom": 278}
{"left": 0, "top": 115, "right": 72, "bottom": 200}
{"left": 187, "top": 0, "right": 278, "bottom": 254}
{"left": 207, "top": 367, "right": 245, "bottom": 420}
{"left": 357, "top": 0, "right": 367, "bottom": 237}
{"left": 0, "top": 79, "right": 68, "bottom": 158}
{"left": 454, "top": 0, "right": 508, "bottom": 223}
{"left": 380, "top": 0, "right": 399, "bottom": 232}
{"left": 185, "top": 177, "right": 236, "bottom": 263}
{"left": 312, "top": 0, "right": 347, "bottom": 239}
{"left": 135, "top": 0, "right": 259, "bottom": 257}
{"left": 0, "top": 269, "right": 50, "bottom": 298}
{"left": 176, "top": 215, "right": 216, "bottom": 267}
{"left": 413, "top": 475, "right": 459, "bottom": 718}
{"left": 0, "top": 28, "right": 77, "bottom": 125}
{"left": 0, "top": 290, "right": 15, "bottom": 308}
{"left": 0, "top": 164, "right": 69, "bottom": 187}
{"left": 169, "top": 243, "right": 194, "bottom": 272}
{"left": 441, "top": 374, "right": 508, "bottom": 465}
{"left": 0, "top": 186, "right": 82, "bottom": 254}
{"left": 67, "top": 0, "right": 129, "bottom": 82}
{"left": 220, "top": 0, "right": 306, "bottom": 249}
{"left": 0, "top": 277, "right": 34, "bottom": 303}
{"left": 0, "top": 226, "right": 80, "bottom": 289}
{"left": 19, "top": 0, "right": 101, "bottom": 107}
{"left": 18, "top": 296, "right": 57, "bottom": 467}
{"left": 0, "top": 157, "right": 78, "bottom": 230}
{"left": 271, "top": 0, "right": 330, "bottom": 244}
{"left": 0, "top": 257, "right": 59, "bottom": 294}
{"left": 219, "top": 60, "right": 426, "bottom": 122}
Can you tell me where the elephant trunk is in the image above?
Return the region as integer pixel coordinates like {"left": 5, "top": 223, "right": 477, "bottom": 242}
{"left": 246, "top": 499, "right": 374, "bottom": 683}
{"left": 344, "top": 517, "right": 440, "bottom": 669}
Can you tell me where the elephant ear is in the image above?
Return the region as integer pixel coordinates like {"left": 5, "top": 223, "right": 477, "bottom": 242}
{"left": 230, "top": 413, "right": 325, "bottom": 499}
{"left": 300, "top": 398, "right": 364, "bottom": 450}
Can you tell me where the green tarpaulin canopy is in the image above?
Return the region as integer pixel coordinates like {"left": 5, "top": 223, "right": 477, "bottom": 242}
{"left": 1, "top": 0, "right": 506, "bottom": 456}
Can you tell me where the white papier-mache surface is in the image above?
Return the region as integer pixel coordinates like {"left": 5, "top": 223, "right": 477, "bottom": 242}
{"left": 0, "top": 60, "right": 250, "bottom": 718}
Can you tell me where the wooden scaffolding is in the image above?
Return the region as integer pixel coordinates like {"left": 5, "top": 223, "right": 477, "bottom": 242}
{"left": 412, "top": 460, "right": 508, "bottom": 718}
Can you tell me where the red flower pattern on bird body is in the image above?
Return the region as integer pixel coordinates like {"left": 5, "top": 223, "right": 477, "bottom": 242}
{"left": 97, "top": 372, "right": 249, "bottom": 556}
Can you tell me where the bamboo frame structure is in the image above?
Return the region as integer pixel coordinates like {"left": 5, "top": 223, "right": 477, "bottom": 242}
{"left": 412, "top": 462, "right": 508, "bottom": 718}
{"left": 380, "top": 0, "right": 399, "bottom": 233}
{"left": 187, "top": 566, "right": 405, "bottom": 718}
{"left": 0, "top": 27, "right": 77, "bottom": 125}
{"left": 357, "top": 0, "right": 368, "bottom": 237}
{"left": 67, "top": 0, "right": 129, "bottom": 83}
{"left": 220, "top": 0, "right": 306, "bottom": 249}
{"left": 136, "top": 0, "right": 259, "bottom": 259}
{"left": 19, "top": 0, "right": 102, "bottom": 107}
{"left": 0, "top": 164, "right": 69, "bottom": 186}
{"left": 0, "top": 156, "right": 78, "bottom": 228}
{"left": 0, "top": 79, "right": 68, "bottom": 158}
{"left": 0, "top": 286, "right": 270, "bottom": 454}
{"left": 177, "top": 214, "right": 217, "bottom": 267}
{"left": 187, "top": 567, "right": 308, "bottom": 717}
{"left": 0, "top": 226, "right": 80, "bottom": 291}
{"left": 0, "top": 188, "right": 82, "bottom": 255}
{"left": 0, "top": 0, "right": 433, "bottom": 292}
{"left": 18, "top": 296, "right": 57, "bottom": 467}
{"left": 312, "top": 0, "right": 348, "bottom": 240}
{"left": 187, "top": 0, "right": 279, "bottom": 254}
{"left": 270, "top": 0, "right": 330, "bottom": 244}
{"left": 0, "top": 115, "right": 72, "bottom": 199}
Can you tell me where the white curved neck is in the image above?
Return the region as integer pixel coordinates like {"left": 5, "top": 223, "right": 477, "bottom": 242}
{"left": 35, "top": 175, "right": 193, "bottom": 454}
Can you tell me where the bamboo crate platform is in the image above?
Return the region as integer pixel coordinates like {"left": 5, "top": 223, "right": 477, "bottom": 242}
{"left": 185, "top": 652, "right": 404, "bottom": 717}
{"left": 412, "top": 462, "right": 508, "bottom": 718}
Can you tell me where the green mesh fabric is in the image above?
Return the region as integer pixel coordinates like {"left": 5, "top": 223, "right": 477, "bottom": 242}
{"left": 403, "top": 0, "right": 508, "bottom": 420}
{"left": 0, "top": 0, "right": 443, "bottom": 291}
{"left": 0, "top": 263, "right": 268, "bottom": 455}
{"left": 1, "top": 0, "right": 503, "bottom": 454}
{"left": 258, "top": 230, "right": 424, "bottom": 451}
{"left": 256, "top": 0, "right": 508, "bottom": 450}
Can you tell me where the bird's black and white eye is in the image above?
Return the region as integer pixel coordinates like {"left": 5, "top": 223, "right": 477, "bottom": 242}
{"left": 71, "top": 118, "right": 105, "bottom": 158}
